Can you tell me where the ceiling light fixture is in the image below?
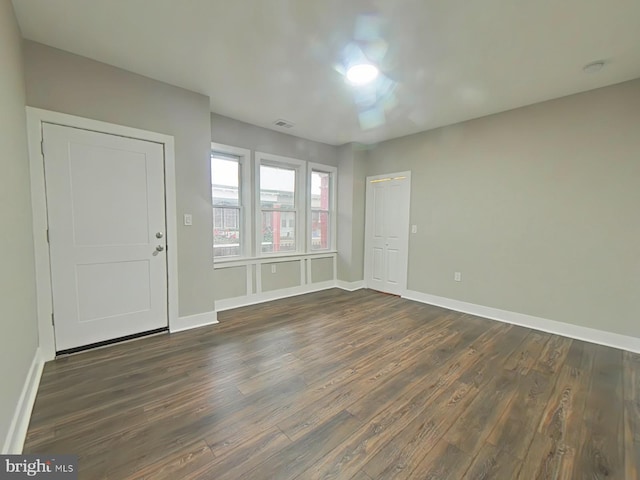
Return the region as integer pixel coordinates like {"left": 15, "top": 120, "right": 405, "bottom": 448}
{"left": 583, "top": 61, "right": 605, "bottom": 73}
{"left": 346, "top": 63, "right": 379, "bottom": 85}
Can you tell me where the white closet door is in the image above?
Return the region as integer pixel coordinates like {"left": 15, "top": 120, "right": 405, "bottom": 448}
{"left": 365, "top": 173, "right": 411, "bottom": 295}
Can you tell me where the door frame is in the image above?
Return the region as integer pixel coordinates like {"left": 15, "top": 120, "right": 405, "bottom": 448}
{"left": 27, "top": 107, "right": 179, "bottom": 361}
{"left": 363, "top": 171, "right": 411, "bottom": 295}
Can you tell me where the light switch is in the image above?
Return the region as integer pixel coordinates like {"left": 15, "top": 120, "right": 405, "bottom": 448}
{"left": 183, "top": 214, "right": 193, "bottom": 226}
{"left": 411, "top": 225, "right": 418, "bottom": 234}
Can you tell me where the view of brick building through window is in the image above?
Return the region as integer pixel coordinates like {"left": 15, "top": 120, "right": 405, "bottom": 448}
{"left": 259, "top": 164, "right": 296, "bottom": 254}
{"left": 212, "top": 154, "right": 331, "bottom": 258}
{"left": 311, "top": 170, "right": 330, "bottom": 250}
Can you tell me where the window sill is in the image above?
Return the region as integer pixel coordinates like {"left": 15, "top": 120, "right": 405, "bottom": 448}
{"left": 213, "top": 251, "right": 337, "bottom": 269}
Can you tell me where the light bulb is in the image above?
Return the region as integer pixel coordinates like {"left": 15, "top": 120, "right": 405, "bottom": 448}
{"left": 346, "top": 64, "right": 379, "bottom": 85}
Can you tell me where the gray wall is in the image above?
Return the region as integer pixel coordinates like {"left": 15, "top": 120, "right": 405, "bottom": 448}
{"left": 337, "top": 144, "right": 366, "bottom": 282}
{"left": 0, "top": 0, "right": 39, "bottom": 450}
{"left": 23, "top": 41, "right": 214, "bottom": 317}
{"left": 261, "top": 261, "right": 301, "bottom": 292}
{"left": 213, "top": 266, "right": 247, "bottom": 300}
{"left": 311, "top": 257, "right": 334, "bottom": 283}
{"left": 211, "top": 113, "right": 339, "bottom": 167}
{"left": 366, "top": 79, "right": 640, "bottom": 338}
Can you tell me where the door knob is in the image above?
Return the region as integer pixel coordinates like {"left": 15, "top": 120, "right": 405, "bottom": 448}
{"left": 156, "top": 245, "right": 165, "bottom": 252}
{"left": 156, "top": 232, "right": 164, "bottom": 239}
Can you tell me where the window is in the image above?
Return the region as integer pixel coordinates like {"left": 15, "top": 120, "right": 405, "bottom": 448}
{"left": 211, "top": 143, "right": 250, "bottom": 259}
{"left": 255, "top": 153, "right": 306, "bottom": 255}
{"left": 309, "top": 164, "right": 336, "bottom": 251}
{"left": 212, "top": 149, "right": 335, "bottom": 260}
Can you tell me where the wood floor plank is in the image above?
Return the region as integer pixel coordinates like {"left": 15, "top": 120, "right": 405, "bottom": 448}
{"left": 409, "top": 438, "right": 473, "bottom": 479}
{"left": 533, "top": 334, "right": 573, "bottom": 375}
{"left": 21, "top": 289, "right": 639, "bottom": 479}
{"left": 360, "top": 381, "right": 479, "bottom": 480}
{"left": 359, "top": 322, "right": 527, "bottom": 480}
{"left": 344, "top": 317, "right": 502, "bottom": 422}
{"left": 503, "top": 330, "right": 551, "bottom": 376}
{"left": 349, "top": 471, "right": 373, "bottom": 480}
{"left": 300, "top": 379, "right": 478, "bottom": 480}
{"left": 457, "top": 323, "right": 529, "bottom": 388}
{"left": 304, "top": 323, "right": 524, "bottom": 479}
{"left": 573, "top": 345, "right": 625, "bottom": 479}
{"left": 624, "top": 351, "right": 640, "bottom": 480}
{"left": 518, "top": 341, "right": 594, "bottom": 479}
{"left": 125, "top": 440, "right": 214, "bottom": 480}
{"left": 554, "top": 342, "right": 598, "bottom": 480}
{"left": 443, "top": 369, "right": 519, "bottom": 455}
{"left": 194, "top": 427, "right": 292, "bottom": 480}
{"left": 462, "top": 442, "right": 522, "bottom": 480}
{"left": 208, "top": 311, "right": 461, "bottom": 447}
{"left": 486, "top": 369, "right": 554, "bottom": 460}
{"left": 240, "top": 410, "right": 362, "bottom": 480}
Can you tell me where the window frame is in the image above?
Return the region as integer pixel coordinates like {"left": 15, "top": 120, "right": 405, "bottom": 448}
{"left": 255, "top": 152, "right": 306, "bottom": 257}
{"left": 307, "top": 163, "right": 337, "bottom": 252}
{"left": 211, "top": 142, "right": 251, "bottom": 261}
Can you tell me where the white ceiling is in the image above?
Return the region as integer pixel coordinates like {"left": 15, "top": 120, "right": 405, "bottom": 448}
{"left": 12, "top": 0, "right": 640, "bottom": 146}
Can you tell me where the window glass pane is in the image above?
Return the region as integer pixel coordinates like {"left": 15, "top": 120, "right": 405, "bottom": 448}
{"left": 261, "top": 211, "right": 296, "bottom": 253}
{"left": 311, "top": 171, "right": 330, "bottom": 210}
{"left": 211, "top": 155, "right": 239, "bottom": 206}
{"left": 214, "top": 208, "right": 224, "bottom": 229}
{"left": 311, "top": 210, "right": 330, "bottom": 250}
{"left": 213, "top": 207, "right": 240, "bottom": 257}
{"left": 260, "top": 165, "right": 295, "bottom": 209}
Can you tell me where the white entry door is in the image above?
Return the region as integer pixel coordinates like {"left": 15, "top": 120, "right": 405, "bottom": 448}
{"left": 364, "top": 172, "right": 411, "bottom": 295}
{"left": 43, "top": 123, "right": 168, "bottom": 351}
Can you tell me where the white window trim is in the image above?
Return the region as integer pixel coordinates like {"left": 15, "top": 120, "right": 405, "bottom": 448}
{"left": 211, "top": 142, "right": 251, "bottom": 261}
{"left": 255, "top": 152, "right": 306, "bottom": 257}
{"left": 307, "top": 163, "right": 337, "bottom": 252}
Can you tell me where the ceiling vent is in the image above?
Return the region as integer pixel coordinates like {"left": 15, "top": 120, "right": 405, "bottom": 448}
{"left": 273, "top": 119, "right": 294, "bottom": 128}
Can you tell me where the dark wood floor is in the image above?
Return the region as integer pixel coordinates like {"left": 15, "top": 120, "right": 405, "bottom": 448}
{"left": 24, "top": 289, "right": 639, "bottom": 479}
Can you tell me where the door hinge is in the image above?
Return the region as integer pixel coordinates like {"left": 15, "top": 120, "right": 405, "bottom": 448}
{"left": 51, "top": 313, "right": 55, "bottom": 326}
{"left": 46, "top": 229, "right": 50, "bottom": 243}
{"left": 40, "top": 140, "right": 45, "bottom": 156}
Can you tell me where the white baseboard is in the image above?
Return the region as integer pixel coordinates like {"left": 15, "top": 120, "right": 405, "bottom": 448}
{"left": 403, "top": 290, "right": 640, "bottom": 354}
{"left": 335, "top": 280, "right": 365, "bottom": 291}
{"left": 171, "top": 310, "right": 219, "bottom": 333}
{"left": 2, "top": 348, "right": 44, "bottom": 454}
{"left": 216, "top": 280, "right": 336, "bottom": 312}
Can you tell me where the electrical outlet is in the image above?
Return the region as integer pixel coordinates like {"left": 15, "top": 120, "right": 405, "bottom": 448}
{"left": 454, "top": 272, "right": 462, "bottom": 282}
{"left": 183, "top": 214, "right": 193, "bottom": 226}
{"left": 271, "top": 264, "right": 277, "bottom": 274}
